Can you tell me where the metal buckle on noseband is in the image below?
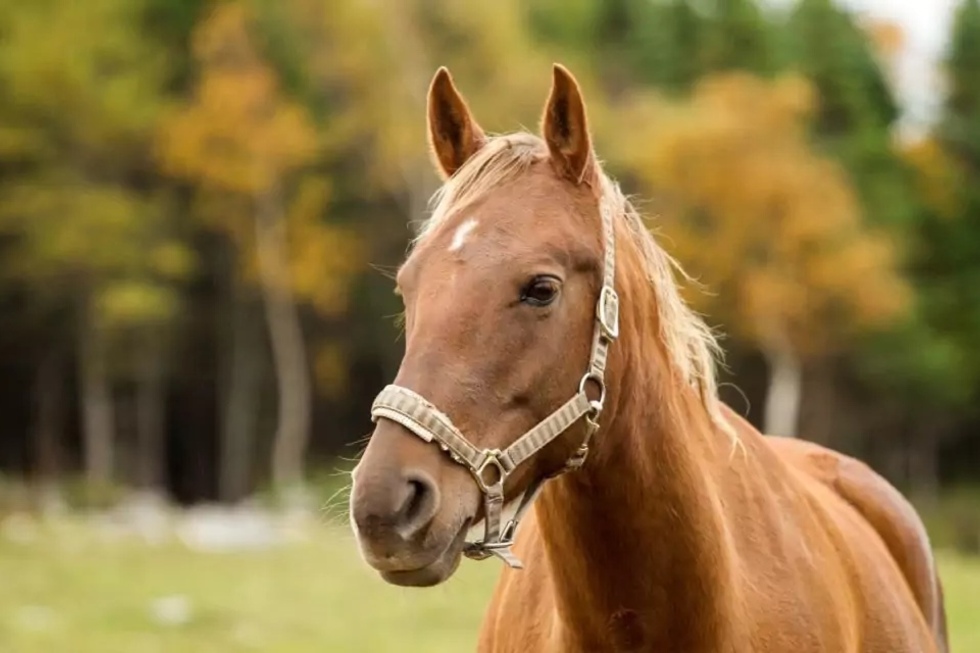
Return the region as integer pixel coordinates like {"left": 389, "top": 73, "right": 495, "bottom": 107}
{"left": 474, "top": 450, "right": 506, "bottom": 493}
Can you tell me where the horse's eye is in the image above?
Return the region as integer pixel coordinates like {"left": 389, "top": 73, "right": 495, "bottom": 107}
{"left": 521, "top": 277, "right": 560, "bottom": 307}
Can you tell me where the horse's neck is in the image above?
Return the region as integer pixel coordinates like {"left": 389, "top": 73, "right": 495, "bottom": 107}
{"left": 534, "top": 352, "right": 739, "bottom": 650}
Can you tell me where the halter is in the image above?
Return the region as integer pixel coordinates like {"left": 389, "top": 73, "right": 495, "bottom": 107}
{"left": 370, "top": 183, "right": 620, "bottom": 569}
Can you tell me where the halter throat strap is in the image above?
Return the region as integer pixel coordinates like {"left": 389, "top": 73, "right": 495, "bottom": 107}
{"left": 370, "top": 185, "right": 620, "bottom": 569}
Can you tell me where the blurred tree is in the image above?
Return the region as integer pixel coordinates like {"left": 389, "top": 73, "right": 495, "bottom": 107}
{"left": 783, "top": 0, "right": 915, "bottom": 231}
{"left": 613, "top": 0, "right": 710, "bottom": 93}
{"left": 773, "top": 0, "right": 959, "bottom": 468}
{"left": 286, "top": 0, "right": 555, "bottom": 400}
{"left": 0, "top": 0, "right": 190, "bottom": 490}
{"left": 783, "top": 0, "right": 897, "bottom": 133}
{"left": 843, "top": 0, "right": 980, "bottom": 495}
{"left": 307, "top": 0, "right": 551, "bottom": 198}
{"left": 908, "top": 0, "right": 980, "bottom": 490}
{"left": 942, "top": 0, "right": 980, "bottom": 172}
{"left": 616, "top": 73, "right": 910, "bottom": 437}
{"left": 159, "top": 1, "right": 359, "bottom": 498}
{"left": 701, "top": 0, "right": 777, "bottom": 77}
{"left": 529, "top": 0, "right": 777, "bottom": 96}
{"left": 143, "top": 0, "right": 209, "bottom": 92}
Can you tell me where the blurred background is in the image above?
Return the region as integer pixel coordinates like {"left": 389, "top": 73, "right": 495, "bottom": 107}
{"left": 0, "top": 0, "right": 978, "bottom": 651}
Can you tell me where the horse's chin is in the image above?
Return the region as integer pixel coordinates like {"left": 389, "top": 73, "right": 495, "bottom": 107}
{"left": 380, "top": 552, "right": 461, "bottom": 587}
{"left": 377, "top": 522, "right": 470, "bottom": 588}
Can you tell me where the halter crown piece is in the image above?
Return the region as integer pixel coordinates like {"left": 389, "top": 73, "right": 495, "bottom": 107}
{"left": 370, "top": 182, "right": 620, "bottom": 569}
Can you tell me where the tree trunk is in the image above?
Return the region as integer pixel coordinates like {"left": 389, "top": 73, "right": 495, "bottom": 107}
{"left": 761, "top": 330, "right": 803, "bottom": 438}
{"left": 880, "top": 430, "right": 909, "bottom": 488}
{"left": 907, "top": 419, "right": 941, "bottom": 506}
{"left": 254, "top": 176, "right": 311, "bottom": 493}
{"left": 33, "top": 350, "right": 64, "bottom": 490}
{"left": 135, "top": 329, "right": 167, "bottom": 492}
{"left": 78, "top": 299, "right": 115, "bottom": 486}
{"left": 219, "top": 257, "right": 263, "bottom": 503}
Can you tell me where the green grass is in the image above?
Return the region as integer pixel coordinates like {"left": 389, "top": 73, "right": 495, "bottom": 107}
{"left": 0, "top": 518, "right": 977, "bottom": 652}
{"left": 939, "top": 553, "right": 980, "bottom": 652}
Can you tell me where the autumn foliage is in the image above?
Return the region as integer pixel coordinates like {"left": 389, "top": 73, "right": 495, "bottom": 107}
{"left": 158, "top": 2, "right": 359, "bottom": 314}
{"left": 617, "top": 73, "right": 910, "bottom": 358}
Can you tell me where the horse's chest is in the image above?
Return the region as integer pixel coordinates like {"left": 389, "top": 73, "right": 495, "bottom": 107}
{"left": 489, "top": 607, "right": 729, "bottom": 653}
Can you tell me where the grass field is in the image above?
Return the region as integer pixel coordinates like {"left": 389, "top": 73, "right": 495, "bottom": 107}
{"left": 0, "top": 516, "right": 977, "bottom": 653}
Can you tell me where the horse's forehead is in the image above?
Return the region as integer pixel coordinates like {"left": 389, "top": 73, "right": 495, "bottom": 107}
{"left": 417, "top": 215, "right": 561, "bottom": 275}
{"left": 402, "top": 168, "right": 599, "bottom": 289}
{"left": 437, "top": 178, "right": 587, "bottom": 250}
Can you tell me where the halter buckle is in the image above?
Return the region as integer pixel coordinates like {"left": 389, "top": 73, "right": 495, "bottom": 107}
{"left": 464, "top": 539, "right": 524, "bottom": 569}
{"left": 565, "top": 443, "right": 591, "bottom": 470}
{"left": 597, "top": 285, "right": 620, "bottom": 341}
{"left": 463, "top": 517, "right": 523, "bottom": 568}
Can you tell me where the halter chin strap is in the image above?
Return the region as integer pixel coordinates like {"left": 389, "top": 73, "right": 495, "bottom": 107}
{"left": 370, "top": 186, "right": 619, "bottom": 569}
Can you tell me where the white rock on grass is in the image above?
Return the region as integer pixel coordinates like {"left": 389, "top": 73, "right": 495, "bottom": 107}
{"left": 93, "top": 491, "right": 174, "bottom": 546}
{"left": 175, "top": 504, "right": 282, "bottom": 553}
{"left": 149, "top": 594, "right": 193, "bottom": 627}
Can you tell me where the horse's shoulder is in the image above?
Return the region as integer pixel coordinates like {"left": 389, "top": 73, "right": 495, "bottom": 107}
{"left": 765, "top": 436, "right": 945, "bottom": 649}
{"left": 766, "top": 437, "right": 929, "bottom": 556}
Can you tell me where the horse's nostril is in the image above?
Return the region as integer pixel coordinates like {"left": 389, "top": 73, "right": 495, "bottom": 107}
{"left": 402, "top": 479, "right": 425, "bottom": 522}
{"left": 397, "top": 472, "right": 439, "bottom": 537}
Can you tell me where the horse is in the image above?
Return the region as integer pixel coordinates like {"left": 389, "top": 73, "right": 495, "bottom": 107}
{"left": 349, "top": 63, "right": 949, "bottom": 653}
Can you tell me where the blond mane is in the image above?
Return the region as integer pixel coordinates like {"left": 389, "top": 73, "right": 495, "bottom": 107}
{"left": 414, "top": 133, "right": 544, "bottom": 243}
{"left": 414, "top": 132, "right": 732, "bottom": 435}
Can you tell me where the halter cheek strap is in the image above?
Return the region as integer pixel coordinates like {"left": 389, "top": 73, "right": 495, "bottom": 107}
{"left": 370, "top": 186, "right": 619, "bottom": 569}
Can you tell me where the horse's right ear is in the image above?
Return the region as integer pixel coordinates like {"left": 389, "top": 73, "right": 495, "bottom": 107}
{"left": 427, "top": 67, "right": 487, "bottom": 180}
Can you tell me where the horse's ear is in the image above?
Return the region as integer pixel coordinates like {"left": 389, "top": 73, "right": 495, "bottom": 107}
{"left": 427, "top": 67, "right": 487, "bottom": 179}
{"left": 541, "top": 64, "right": 596, "bottom": 185}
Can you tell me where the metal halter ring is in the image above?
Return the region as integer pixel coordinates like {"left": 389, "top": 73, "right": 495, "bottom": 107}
{"left": 578, "top": 372, "right": 607, "bottom": 413}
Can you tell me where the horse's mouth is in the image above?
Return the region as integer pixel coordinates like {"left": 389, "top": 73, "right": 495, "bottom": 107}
{"left": 378, "top": 519, "right": 471, "bottom": 588}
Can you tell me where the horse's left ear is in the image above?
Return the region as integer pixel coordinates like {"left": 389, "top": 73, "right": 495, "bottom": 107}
{"left": 541, "top": 63, "right": 596, "bottom": 185}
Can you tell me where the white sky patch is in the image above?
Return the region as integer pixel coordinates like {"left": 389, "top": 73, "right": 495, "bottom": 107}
{"left": 449, "top": 218, "right": 479, "bottom": 252}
